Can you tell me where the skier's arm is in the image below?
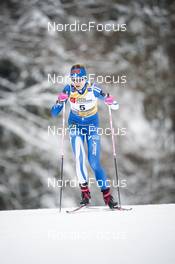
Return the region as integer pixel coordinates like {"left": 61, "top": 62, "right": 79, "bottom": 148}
{"left": 92, "top": 83, "right": 119, "bottom": 110}
{"left": 92, "top": 83, "right": 106, "bottom": 100}
{"left": 51, "top": 85, "right": 70, "bottom": 117}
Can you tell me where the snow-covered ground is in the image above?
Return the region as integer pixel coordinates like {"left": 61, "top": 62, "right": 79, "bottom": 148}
{"left": 0, "top": 204, "right": 175, "bottom": 264}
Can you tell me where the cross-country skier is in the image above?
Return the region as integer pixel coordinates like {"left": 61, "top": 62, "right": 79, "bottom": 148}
{"left": 51, "top": 64, "right": 119, "bottom": 209}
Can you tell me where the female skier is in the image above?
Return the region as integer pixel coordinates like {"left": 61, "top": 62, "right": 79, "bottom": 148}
{"left": 51, "top": 64, "right": 119, "bottom": 209}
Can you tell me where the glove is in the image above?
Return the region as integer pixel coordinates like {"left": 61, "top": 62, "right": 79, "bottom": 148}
{"left": 57, "top": 92, "right": 68, "bottom": 104}
{"left": 104, "top": 95, "right": 115, "bottom": 105}
{"left": 105, "top": 95, "right": 119, "bottom": 110}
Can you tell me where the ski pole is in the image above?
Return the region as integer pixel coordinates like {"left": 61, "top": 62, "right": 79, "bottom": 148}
{"left": 107, "top": 93, "right": 121, "bottom": 208}
{"left": 59, "top": 101, "right": 66, "bottom": 212}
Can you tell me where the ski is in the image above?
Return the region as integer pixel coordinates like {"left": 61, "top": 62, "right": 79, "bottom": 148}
{"left": 66, "top": 204, "right": 87, "bottom": 214}
{"left": 84, "top": 205, "right": 132, "bottom": 211}
{"left": 112, "top": 207, "right": 132, "bottom": 211}
{"left": 66, "top": 205, "right": 132, "bottom": 214}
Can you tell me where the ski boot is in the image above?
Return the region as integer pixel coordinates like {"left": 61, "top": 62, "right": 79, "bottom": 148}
{"left": 79, "top": 182, "right": 91, "bottom": 205}
{"left": 102, "top": 188, "right": 118, "bottom": 209}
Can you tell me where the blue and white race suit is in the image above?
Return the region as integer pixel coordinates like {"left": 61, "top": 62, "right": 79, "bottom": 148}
{"left": 51, "top": 81, "right": 119, "bottom": 190}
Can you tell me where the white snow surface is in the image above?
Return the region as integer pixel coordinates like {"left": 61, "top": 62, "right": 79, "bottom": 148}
{"left": 0, "top": 204, "right": 175, "bottom": 264}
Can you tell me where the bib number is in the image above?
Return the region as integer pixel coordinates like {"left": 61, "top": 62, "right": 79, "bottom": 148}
{"left": 79, "top": 105, "right": 86, "bottom": 111}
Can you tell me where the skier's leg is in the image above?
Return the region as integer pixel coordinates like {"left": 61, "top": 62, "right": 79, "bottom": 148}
{"left": 69, "top": 128, "right": 88, "bottom": 184}
{"left": 87, "top": 127, "right": 118, "bottom": 208}
{"left": 86, "top": 128, "right": 109, "bottom": 191}
{"left": 69, "top": 126, "right": 90, "bottom": 205}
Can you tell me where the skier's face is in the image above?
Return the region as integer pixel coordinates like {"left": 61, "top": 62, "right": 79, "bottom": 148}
{"left": 71, "top": 77, "right": 86, "bottom": 90}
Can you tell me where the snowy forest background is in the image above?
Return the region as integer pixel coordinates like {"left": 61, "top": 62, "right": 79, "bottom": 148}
{"left": 0, "top": 0, "right": 174, "bottom": 210}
